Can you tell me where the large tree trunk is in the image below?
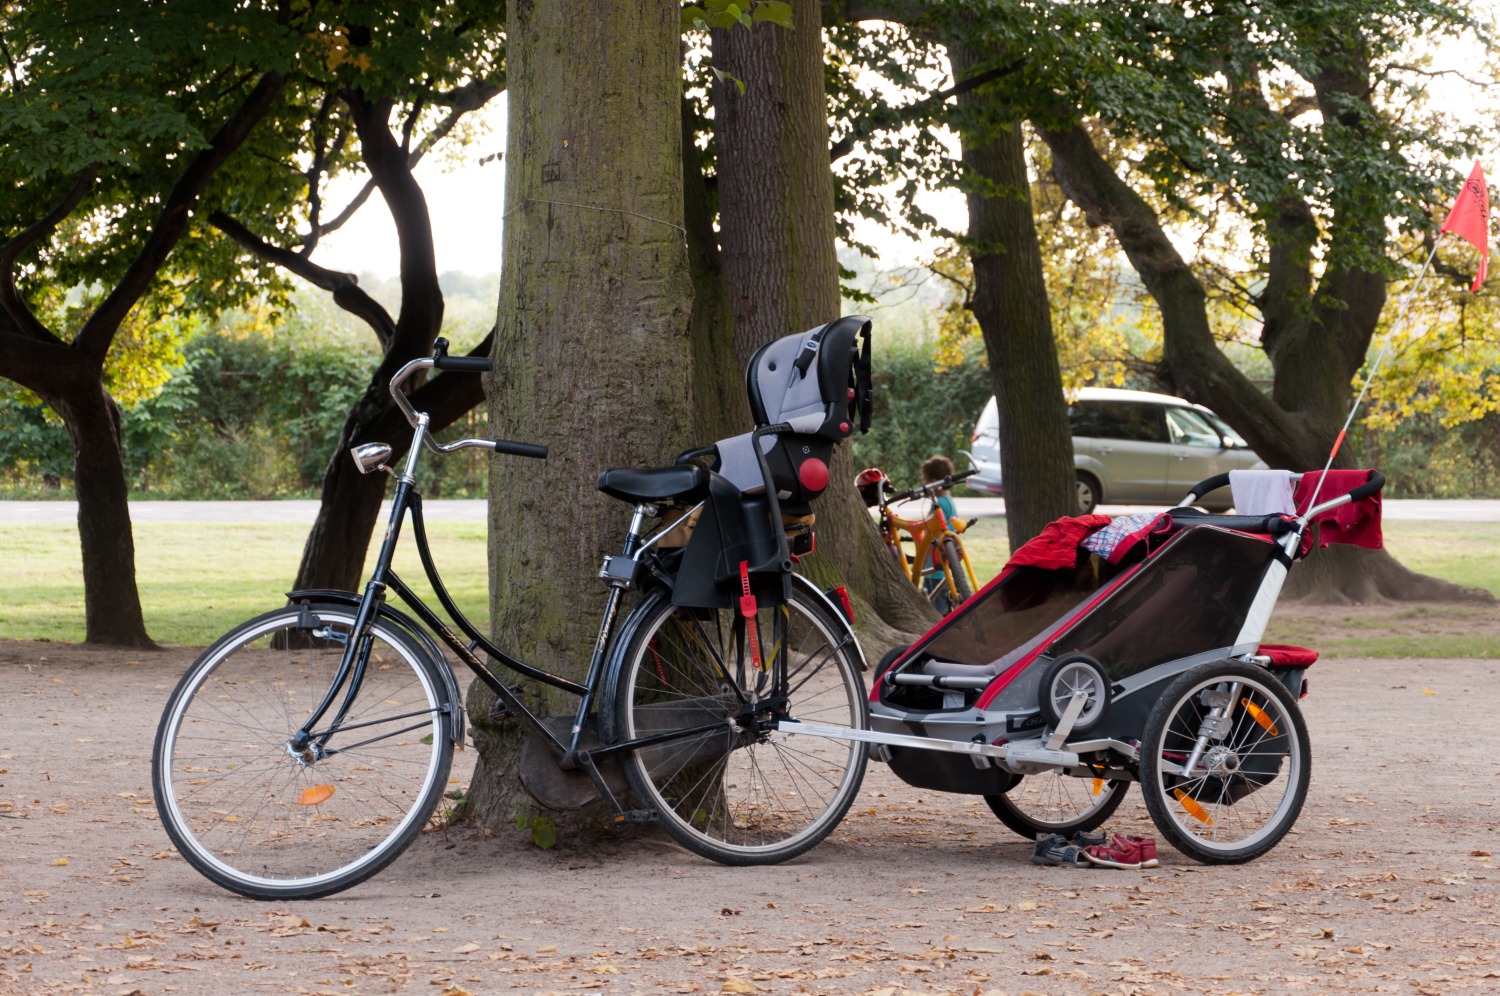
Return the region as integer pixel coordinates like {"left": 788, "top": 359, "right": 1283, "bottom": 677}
{"left": 54, "top": 381, "right": 155, "bottom": 648}
{"left": 713, "top": 1, "right": 932, "bottom": 644}
{"left": 467, "top": 0, "right": 695, "bottom": 831}
{"left": 949, "top": 44, "right": 1075, "bottom": 550}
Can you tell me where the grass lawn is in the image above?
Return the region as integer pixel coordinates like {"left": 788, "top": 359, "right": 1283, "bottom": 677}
{"left": 0, "top": 513, "right": 1495, "bottom": 654}
{"left": 0, "top": 520, "right": 490, "bottom": 647}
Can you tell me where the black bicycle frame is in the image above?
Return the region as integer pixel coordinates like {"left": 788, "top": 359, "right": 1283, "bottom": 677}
{"left": 290, "top": 475, "right": 742, "bottom": 812}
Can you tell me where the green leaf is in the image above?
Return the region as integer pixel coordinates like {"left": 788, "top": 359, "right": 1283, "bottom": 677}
{"left": 530, "top": 815, "right": 557, "bottom": 849}
{"left": 713, "top": 66, "right": 746, "bottom": 95}
{"left": 752, "top": 1, "right": 793, "bottom": 29}
{"left": 680, "top": 5, "right": 709, "bottom": 31}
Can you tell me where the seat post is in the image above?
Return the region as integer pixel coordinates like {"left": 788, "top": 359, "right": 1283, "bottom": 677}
{"left": 623, "top": 503, "right": 657, "bottom": 556}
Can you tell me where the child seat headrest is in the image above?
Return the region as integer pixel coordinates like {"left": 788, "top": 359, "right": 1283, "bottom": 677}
{"left": 746, "top": 316, "right": 872, "bottom": 440}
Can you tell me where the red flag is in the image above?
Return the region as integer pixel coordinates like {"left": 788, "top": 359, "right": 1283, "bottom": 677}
{"left": 1441, "top": 160, "right": 1489, "bottom": 292}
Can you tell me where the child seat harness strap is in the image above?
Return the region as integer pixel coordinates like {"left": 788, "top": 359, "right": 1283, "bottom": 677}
{"left": 738, "top": 561, "right": 764, "bottom": 670}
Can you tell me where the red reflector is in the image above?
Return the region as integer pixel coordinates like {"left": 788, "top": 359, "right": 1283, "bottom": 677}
{"left": 798, "top": 457, "right": 830, "bottom": 492}
{"left": 833, "top": 585, "right": 856, "bottom": 624}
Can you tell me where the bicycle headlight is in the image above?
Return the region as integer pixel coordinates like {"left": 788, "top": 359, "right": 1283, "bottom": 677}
{"left": 350, "top": 442, "right": 393, "bottom": 475}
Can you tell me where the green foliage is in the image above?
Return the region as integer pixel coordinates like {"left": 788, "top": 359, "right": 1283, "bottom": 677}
{"left": 512, "top": 808, "right": 558, "bottom": 850}
{"left": 123, "top": 315, "right": 376, "bottom": 498}
{"left": 682, "top": 0, "right": 791, "bottom": 32}
{"left": 851, "top": 332, "right": 992, "bottom": 491}
{"left": 1, "top": 272, "right": 502, "bottom": 499}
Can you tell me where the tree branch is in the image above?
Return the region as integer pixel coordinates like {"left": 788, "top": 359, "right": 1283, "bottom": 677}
{"left": 209, "top": 210, "right": 397, "bottom": 347}
{"left": 303, "top": 80, "right": 501, "bottom": 249}
{"left": 0, "top": 166, "right": 98, "bottom": 344}
{"left": 830, "top": 60, "right": 1023, "bottom": 163}
{"left": 77, "top": 71, "right": 287, "bottom": 366}
{"left": 1040, "top": 121, "right": 1319, "bottom": 467}
{"left": 1387, "top": 62, "right": 1495, "bottom": 88}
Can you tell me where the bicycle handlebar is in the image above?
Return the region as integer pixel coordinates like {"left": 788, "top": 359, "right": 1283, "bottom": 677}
{"left": 388, "top": 347, "right": 548, "bottom": 460}
{"left": 882, "top": 468, "right": 978, "bottom": 507}
{"left": 432, "top": 336, "right": 492, "bottom": 372}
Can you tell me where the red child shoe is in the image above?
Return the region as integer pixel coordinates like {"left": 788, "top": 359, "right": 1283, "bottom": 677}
{"left": 1083, "top": 834, "right": 1159, "bottom": 869}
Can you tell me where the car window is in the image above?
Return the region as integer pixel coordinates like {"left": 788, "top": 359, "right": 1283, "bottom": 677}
{"left": 1068, "top": 401, "right": 1103, "bottom": 436}
{"left": 1092, "top": 402, "right": 1167, "bottom": 443}
{"left": 1203, "top": 412, "right": 1250, "bottom": 448}
{"left": 1165, "top": 406, "right": 1222, "bottom": 448}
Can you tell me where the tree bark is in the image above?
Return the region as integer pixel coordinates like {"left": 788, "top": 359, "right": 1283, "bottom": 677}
{"left": 949, "top": 44, "right": 1075, "bottom": 550}
{"left": 713, "top": 1, "right": 933, "bottom": 643}
{"left": 55, "top": 382, "right": 155, "bottom": 647}
{"left": 468, "top": 0, "right": 696, "bottom": 831}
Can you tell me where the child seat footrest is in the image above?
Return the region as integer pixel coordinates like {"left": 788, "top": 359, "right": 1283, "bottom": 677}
{"left": 1256, "top": 643, "right": 1318, "bottom": 667}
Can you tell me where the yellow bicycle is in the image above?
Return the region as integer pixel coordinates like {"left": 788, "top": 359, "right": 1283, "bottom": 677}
{"left": 857, "top": 466, "right": 980, "bottom": 612}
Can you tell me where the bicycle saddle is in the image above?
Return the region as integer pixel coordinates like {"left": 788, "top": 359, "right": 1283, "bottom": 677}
{"left": 597, "top": 465, "right": 709, "bottom": 504}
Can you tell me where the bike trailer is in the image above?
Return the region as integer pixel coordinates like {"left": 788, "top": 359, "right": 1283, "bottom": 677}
{"left": 868, "top": 469, "right": 1383, "bottom": 795}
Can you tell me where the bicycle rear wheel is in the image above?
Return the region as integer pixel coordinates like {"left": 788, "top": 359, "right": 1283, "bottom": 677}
{"left": 608, "top": 585, "right": 868, "bottom": 865}
{"left": 152, "top": 604, "right": 454, "bottom": 900}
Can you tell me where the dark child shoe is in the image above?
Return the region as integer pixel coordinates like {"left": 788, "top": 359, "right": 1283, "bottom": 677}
{"left": 1071, "top": 828, "right": 1108, "bottom": 849}
{"left": 1083, "top": 834, "right": 1160, "bottom": 869}
{"left": 1031, "top": 833, "right": 1089, "bottom": 867}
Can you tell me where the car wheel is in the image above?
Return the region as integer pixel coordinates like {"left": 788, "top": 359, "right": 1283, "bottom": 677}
{"left": 1075, "top": 471, "right": 1099, "bottom": 514}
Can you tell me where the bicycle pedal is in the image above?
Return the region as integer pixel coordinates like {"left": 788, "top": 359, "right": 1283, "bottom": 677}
{"left": 612, "top": 809, "right": 656, "bottom": 824}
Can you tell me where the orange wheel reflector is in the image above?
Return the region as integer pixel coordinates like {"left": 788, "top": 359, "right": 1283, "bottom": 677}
{"left": 1173, "top": 788, "right": 1213, "bottom": 826}
{"left": 1242, "top": 698, "right": 1280, "bottom": 736}
{"left": 298, "top": 784, "right": 336, "bottom": 806}
{"left": 1092, "top": 778, "right": 1104, "bottom": 796}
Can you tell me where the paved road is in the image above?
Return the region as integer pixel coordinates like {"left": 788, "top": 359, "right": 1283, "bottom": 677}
{"left": 2, "top": 496, "right": 1499, "bottom": 524}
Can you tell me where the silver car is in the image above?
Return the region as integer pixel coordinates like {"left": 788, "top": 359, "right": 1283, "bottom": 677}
{"left": 966, "top": 387, "right": 1267, "bottom": 513}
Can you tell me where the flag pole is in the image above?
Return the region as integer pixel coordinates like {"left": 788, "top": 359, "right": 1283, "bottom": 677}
{"left": 1301, "top": 237, "right": 1444, "bottom": 514}
{"left": 1303, "top": 158, "right": 1488, "bottom": 512}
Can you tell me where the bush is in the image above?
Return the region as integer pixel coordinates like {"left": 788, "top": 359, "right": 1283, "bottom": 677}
{"left": 851, "top": 333, "right": 992, "bottom": 491}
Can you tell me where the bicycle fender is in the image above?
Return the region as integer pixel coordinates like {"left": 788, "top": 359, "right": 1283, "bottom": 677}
{"left": 595, "top": 588, "right": 674, "bottom": 748}
{"left": 790, "top": 574, "right": 869, "bottom": 672}
{"left": 285, "top": 589, "right": 466, "bottom": 747}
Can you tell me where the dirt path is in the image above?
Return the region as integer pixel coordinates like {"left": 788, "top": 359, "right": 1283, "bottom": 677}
{"left": 1, "top": 640, "right": 1496, "bottom": 995}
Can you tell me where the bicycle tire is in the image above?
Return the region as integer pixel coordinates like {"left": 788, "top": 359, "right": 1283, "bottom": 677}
{"left": 939, "top": 537, "right": 973, "bottom": 607}
{"left": 984, "top": 773, "right": 1129, "bottom": 839}
{"left": 152, "top": 603, "right": 454, "bottom": 900}
{"left": 606, "top": 586, "right": 868, "bottom": 865}
{"left": 1139, "top": 659, "right": 1309, "bottom": 864}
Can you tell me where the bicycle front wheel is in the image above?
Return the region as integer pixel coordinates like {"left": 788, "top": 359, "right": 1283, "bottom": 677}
{"left": 152, "top": 604, "right": 454, "bottom": 900}
{"left": 608, "top": 586, "right": 868, "bottom": 865}
{"left": 940, "top": 537, "right": 974, "bottom": 607}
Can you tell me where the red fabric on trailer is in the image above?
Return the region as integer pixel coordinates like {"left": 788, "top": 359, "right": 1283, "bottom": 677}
{"left": 1257, "top": 643, "right": 1319, "bottom": 667}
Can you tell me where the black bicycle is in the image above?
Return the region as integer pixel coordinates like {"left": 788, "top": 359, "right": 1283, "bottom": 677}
{"left": 151, "top": 318, "right": 875, "bottom": 899}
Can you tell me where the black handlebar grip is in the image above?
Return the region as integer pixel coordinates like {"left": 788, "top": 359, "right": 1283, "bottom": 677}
{"left": 434, "top": 354, "right": 492, "bottom": 373}
{"left": 1187, "top": 472, "right": 1233, "bottom": 499}
{"left": 1347, "top": 470, "right": 1385, "bottom": 504}
{"left": 954, "top": 468, "right": 980, "bottom": 481}
{"left": 492, "top": 440, "right": 548, "bottom": 459}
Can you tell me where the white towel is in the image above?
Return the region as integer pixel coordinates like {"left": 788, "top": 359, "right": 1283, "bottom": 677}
{"left": 1229, "top": 469, "right": 1295, "bottom": 515}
